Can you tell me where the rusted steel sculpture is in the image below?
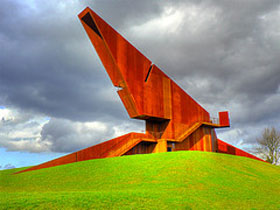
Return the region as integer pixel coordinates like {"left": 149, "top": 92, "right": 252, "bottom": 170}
{"left": 17, "top": 7, "right": 264, "bottom": 174}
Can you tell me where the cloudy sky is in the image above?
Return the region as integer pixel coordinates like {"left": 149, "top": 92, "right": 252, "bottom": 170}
{"left": 1, "top": 0, "right": 280, "bottom": 168}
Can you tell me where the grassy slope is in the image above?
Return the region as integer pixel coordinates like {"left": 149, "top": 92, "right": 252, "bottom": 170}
{"left": 0, "top": 151, "right": 279, "bottom": 210}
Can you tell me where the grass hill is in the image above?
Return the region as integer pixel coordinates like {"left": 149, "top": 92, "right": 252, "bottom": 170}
{"left": 0, "top": 151, "right": 279, "bottom": 209}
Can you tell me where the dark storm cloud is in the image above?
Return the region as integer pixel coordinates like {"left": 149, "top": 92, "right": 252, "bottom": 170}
{"left": 1, "top": 0, "right": 280, "bottom": 153}
{"left": 0, "top": 0, "right": 128, "bottom": 122}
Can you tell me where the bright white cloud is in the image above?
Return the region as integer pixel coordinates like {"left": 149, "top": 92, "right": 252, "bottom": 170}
{"left": 0, "top": 107, "right": 50, "bottom": 152}
{"left": 0, "top": 106, "right": 144, "bottom": 153}
{"left": 0, "top": 108, "right": 14, "bottom": 121}
{"left": 40, "top": 117, "right": 144, "bottom": 153}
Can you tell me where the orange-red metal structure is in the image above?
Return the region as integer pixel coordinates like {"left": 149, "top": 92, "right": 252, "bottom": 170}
{"left": 17, "top": 7, "right": 264, "bottom": 174}
{"left": 217, "top": 139, "right": 264, "bottom": 161}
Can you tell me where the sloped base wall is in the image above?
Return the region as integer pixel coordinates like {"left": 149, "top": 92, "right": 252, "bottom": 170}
{"left": 16, "top": 132, "right": 148, "bottom": 174}
{"left": 16, "top": 133, "right": 266, "bottom": 174}
{"left": 217, "top": 139, "right": 265, "bottom": 162}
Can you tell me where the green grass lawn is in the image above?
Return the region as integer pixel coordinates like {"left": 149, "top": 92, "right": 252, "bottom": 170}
{"left": 0, "top": 151, "right": 279, "bottom": 209}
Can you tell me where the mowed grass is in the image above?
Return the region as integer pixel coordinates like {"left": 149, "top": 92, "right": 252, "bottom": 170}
{"left": 0, "top": 151, "right": 279, "bottom": 209}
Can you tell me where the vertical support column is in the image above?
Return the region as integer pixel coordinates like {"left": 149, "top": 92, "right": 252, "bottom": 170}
{"left": 153, "top": 139, "right": 167, "bottom": 153}
{"left": 211, "top": 128, "right": 217, "bottom": 152}
{"left": 202, "top": 127, "right": 209, "bottom": 151}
